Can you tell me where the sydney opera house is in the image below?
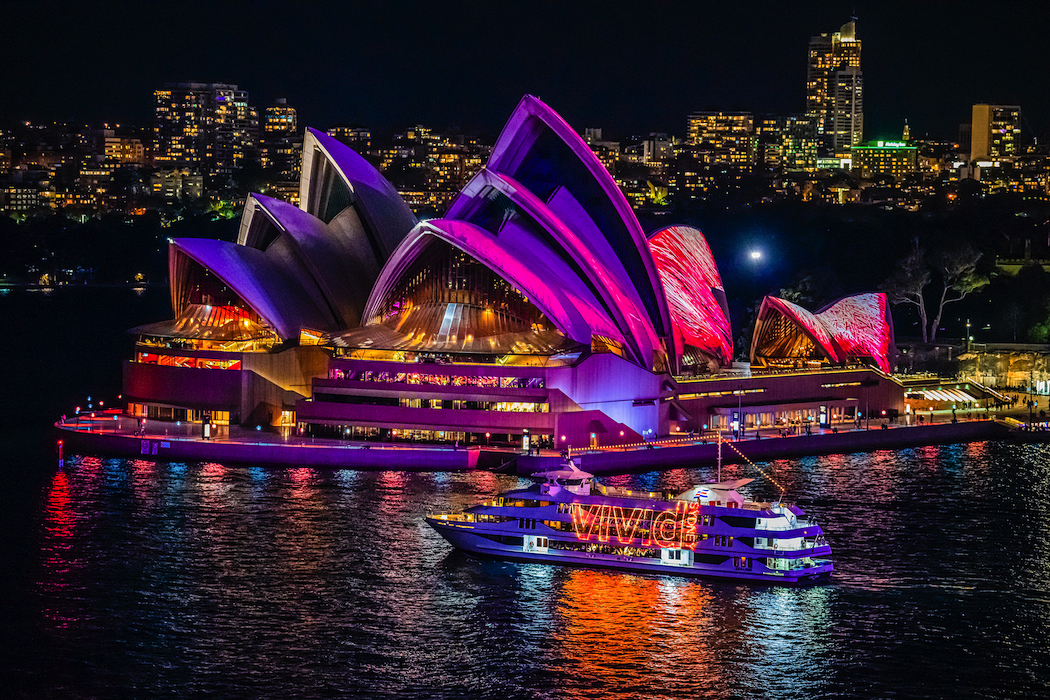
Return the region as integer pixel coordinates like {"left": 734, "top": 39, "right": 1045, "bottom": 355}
{"left": 123, "top": 96, "right": 903, "bottom": 449}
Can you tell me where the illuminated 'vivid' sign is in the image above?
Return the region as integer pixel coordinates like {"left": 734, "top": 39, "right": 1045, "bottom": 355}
{"left": 570, "top": 501, "right": 699, "bottom": 549}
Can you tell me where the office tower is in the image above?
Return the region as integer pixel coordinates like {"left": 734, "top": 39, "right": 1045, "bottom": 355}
{"left": 153, "top": 82, "right": 258, "bottom": 180}
{"left": 970, "top": 104, "right": 1021, "bottom": 160}
{"left": 828, "top": 66, "right": 863, "bottom": 152}
{"left": 851, "top": 140, "right": 918, "bottom": 179}
{"left": 757, "top": 115, "right": 818, "bottom": 172}
{"left": 806, "top": 20, "right": 862, "bottom": 153}
{"left": 686, "top": 111, "right": 755, "bottom": 167}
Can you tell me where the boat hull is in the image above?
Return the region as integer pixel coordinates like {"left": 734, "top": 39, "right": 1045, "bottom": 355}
{"left": 427, "top": 518, "right": 833, "bottom": 586}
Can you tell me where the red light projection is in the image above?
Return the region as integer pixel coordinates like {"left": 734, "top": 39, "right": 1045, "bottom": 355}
{"left": 761, "top": 297, "right": 838, "bottom": 356}
{"left": 648, "top": 226, "right": 733, "bottom": 369}
{"left": 570, "top": 501, "right": 700, "bottom": 549}
{"left": 751, "top": 292, "right": 894, "bottom": 372}
{"left": 814, "top": 293, "right": 894, "bottom": 373}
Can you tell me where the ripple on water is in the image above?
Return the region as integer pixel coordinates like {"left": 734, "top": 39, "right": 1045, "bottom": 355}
{"left": 14, "top": 443, "right": 1050, "bottom": 699}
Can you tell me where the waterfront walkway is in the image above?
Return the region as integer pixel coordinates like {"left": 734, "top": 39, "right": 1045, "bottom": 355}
{"left": 56, "top": 412, "right": 484, "bottom": 470}
{"left": 53, "top": 399, "right": 1046, "bottom": 472}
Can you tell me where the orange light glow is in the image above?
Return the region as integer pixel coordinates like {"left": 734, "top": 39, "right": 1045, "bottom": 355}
{"left": 572, "top": 501, "right": 699, "bottom": 550}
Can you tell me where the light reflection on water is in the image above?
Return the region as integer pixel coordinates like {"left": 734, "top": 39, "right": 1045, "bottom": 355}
{"left": 19, "top": 442, "right": 1050, "bottom": 698}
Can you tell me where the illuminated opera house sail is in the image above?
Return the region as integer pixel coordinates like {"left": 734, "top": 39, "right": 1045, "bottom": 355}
{"left": 750, "top": 293, "right": 895, "bottom": 373}
{"left": 123, "top": 95, "right": 900, "bottom": 448}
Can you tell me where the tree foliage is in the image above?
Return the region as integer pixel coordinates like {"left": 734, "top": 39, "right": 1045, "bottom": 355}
{"left": 927, "top": 244, "right": 988, "bottom": 341}
{"left": 881, "top": 241, "right": 931, "bottom": 341}
{"left": 881, "top": 240, "right": 988, "bottom": 343}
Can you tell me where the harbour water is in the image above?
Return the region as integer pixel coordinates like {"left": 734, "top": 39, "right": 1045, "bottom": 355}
{"left": 3, "top": 288, "right": 1049, "bottom": 698}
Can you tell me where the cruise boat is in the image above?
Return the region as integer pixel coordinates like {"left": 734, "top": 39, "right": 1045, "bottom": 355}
{"left": 426, "top": 460, "right": 833, "bottom": 585}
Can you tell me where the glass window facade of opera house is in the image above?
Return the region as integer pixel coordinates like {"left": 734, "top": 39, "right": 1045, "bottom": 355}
{"left": 120, "top": 95, "right": 904, "bottom": 449}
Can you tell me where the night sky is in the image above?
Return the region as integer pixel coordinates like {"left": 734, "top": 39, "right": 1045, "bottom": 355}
{"left": 3, "top": 0, "right": 1048, "bottom": 141}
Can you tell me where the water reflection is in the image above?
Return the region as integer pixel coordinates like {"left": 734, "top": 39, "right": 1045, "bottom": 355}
{"left": 22, "top": 444, "right": 1050, "bottom": 699}
{"left": 551, "top": 570, "right": 719, "bottom": 696}
{"left": 735, "top": 587, "right": 832, "bottom": 695}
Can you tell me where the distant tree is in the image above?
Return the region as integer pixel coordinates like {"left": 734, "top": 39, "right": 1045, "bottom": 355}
{"left": 927, "top": 244, "right": 988, "bottom": 341}
{"left": 1028, "top": 315, "right": 1050, "bottom": 343}
{"left": 777, "top": 268, "right": 844, "bottom": 310}
{"left": 881, "top": 241, "right": 932, "bottom": 342}
{"left": 881, "top": 241, "right": 988, "bottom": 343}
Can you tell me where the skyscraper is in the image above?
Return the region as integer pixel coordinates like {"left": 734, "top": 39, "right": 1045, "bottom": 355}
{"left": 806, "top": 20, "right": 863, "bottom": 154}
{"left": 154, "top": 82, "right": 258, "bottom": 180}
{"left": 970, "top": 104, "right": 1021, "bottom": 161}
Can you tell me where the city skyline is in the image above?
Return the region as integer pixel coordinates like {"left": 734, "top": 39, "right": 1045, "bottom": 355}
{"left": 2, "top": 1, "right": 1048, "bottom": 141}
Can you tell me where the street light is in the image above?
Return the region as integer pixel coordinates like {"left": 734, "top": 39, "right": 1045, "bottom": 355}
{"left": 748, "top": 249, "right": 763, "bottom": 317}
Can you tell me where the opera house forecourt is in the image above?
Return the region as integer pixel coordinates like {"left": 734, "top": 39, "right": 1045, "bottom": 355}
{"left": 78, "top": 94, "right": 991, "bottom": 467}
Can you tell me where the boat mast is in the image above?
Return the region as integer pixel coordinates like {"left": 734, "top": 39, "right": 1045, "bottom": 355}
{"left": 717, "top": 430, "right": 722, "bottom": 482}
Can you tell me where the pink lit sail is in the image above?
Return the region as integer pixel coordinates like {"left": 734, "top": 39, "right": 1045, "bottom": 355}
{"left": 648, "top": 226, "right": 733, "bottom": 367}
{"left": 752, "top": 293, "right": 894, "bottom": 372}
{"left": 763, "top": 297, "right": 839, "bottom": 357}
{"left": 815, "top": 293, "right": 894, "bottom": 373}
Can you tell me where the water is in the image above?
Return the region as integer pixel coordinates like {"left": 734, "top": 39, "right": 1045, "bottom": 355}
{"left": 3, "top": 289, "right": 1050, "bottom": 698}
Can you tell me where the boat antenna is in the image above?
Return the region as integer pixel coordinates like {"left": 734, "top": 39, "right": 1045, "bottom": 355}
{"left": 716, "top": 432, "right": 786, "bottom": 499}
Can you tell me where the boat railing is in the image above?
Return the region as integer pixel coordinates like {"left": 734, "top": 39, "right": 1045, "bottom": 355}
{"left": 754, "top": 537, "right": 824, "bottom": 552}
{"left": 592, "top": 485, "right": 799, "bottom": 513}
{"left": 756, "top": 519, "right": 802, "bottom": 531}
{"left": 594, "top": 483, "right": 675, "bottom": 501}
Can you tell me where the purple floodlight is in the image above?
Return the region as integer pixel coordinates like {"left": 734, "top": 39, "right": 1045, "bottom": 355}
{"left": 448, "top": 167, "right": 662, "bottom": 368}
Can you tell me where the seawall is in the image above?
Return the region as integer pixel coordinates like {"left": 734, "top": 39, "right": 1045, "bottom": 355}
{"left": 57, "top": 419, "right": 1010, "bottom": 474}
{"left": 568, "top": 420, "right": 1010, "bottom": 475}
{"left": 57, "top": 425, "right": 480, "bottom": 471}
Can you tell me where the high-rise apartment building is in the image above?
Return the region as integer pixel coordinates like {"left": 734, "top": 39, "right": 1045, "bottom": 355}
{"left": 327, "top": 126, "right": 372, "bottom": 153}
{"left": 259, "top": 97, "right": 301, "bottom": 200}
{"left": 756, "top": 116, "right": 818, "bottom": 171}
{"left": 970, "top": 104, "right": 1021, "bottom": 161}
{"left": 686, "top": 111, "right": 755, "bottom": 167}
{"left": 806, "top": 20, "right": 863, "bottom": 154}
{"left": 153, "top": 82, "right": 258, "bottom": 180}
{"left": 264, "top": 98, "right": 297, "bottom": 133}
{"left": 828, "top": 66, "right": 863, "bottom": 153}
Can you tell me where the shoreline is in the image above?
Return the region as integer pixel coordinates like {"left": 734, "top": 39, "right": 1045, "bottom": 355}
{"left": 55, "top": 413, "right": 1019, "bottom": 473}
